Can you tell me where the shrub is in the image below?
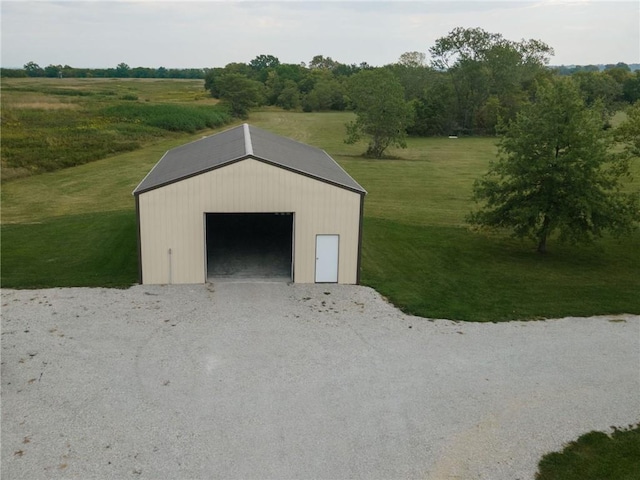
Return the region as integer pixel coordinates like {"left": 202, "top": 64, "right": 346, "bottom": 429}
{"left": 101, "top": 103, "right": 230, "bottom": 133}
{"left": 1, "top": 103, "right": 231, "bottom": 172}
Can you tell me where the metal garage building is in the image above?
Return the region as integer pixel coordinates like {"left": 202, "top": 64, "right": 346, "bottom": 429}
{"left": 133, "top": 124, "right": 366, "bottom": 285}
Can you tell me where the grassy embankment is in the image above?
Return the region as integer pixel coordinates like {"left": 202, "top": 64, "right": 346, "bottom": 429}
{"left": 2, "top": 79, "right": 640, "bottom": 321}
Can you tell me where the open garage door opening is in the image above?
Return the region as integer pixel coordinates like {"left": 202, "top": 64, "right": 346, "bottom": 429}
{"left": 206, "top": 213, "right": 293, "bottom": 281}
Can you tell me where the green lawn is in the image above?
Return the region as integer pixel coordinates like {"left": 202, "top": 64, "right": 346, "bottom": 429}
{"left": 362, "top": 219, "right": 640, "bottom": 321}
{"left": 250, "top": 110, "right": 640, "bottom": 320}
{"left": 1, "top": 88, "right": 639, "bottom": 321}
{"left": 536, "top": 425, "right": 640, "bottom": 480}
{"left": 1, "top": 211, "right": 137, "bottom": 288}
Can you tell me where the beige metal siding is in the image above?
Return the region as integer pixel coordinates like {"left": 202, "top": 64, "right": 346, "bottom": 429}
{"left": 138, "top": 159, "right": 362, "bottom": 284}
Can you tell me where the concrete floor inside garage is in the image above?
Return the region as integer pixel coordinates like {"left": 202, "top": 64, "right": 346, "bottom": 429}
{"left": 206, "top": 212, "right": 293, "bottom": 282}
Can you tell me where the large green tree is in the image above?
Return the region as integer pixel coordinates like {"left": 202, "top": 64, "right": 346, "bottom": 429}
{"left": 468, "top": 79, "right": 640, "bottom": 253}
{"left": 302, "top": 70, "right": 346, "bottom": 111}
{"left": 216, "top": 73, "right": 264, "bottom": 118}
{"left": 344, "top": 69, "right": 414, "bottom": 158}
{"left": 408, "top": 74, "right": 456, "bottom": 136}
{"left": 308, "top": 55, "right": 339, "bottom": 70}
{"left": 615, "top": 101, "right": 640, "bottom": 158}
{"left": 23, "top": 61, "right": 44, "bottom": 77}
{"left": 388, "top": 52, "right": 434, "bottom": 102}
{"left": 276, "top": 80, "right": 301, "bottom": 110}
{"left": 249, "top": 54, "right": 280, "bottom": 83}
{"left": 573, "top": 70, "right": 623, "bottom": 115}
{"left": 623, "top": 71, "right": 640, "bottom": 103}
{"left": 115, "top": 62, "right": 130, "bottom": 78}
{"left": 44, "top": 64, "right": 62, "bottom": 78}
{"left": 429, "top": 27, "right": 554, "bottom": 134}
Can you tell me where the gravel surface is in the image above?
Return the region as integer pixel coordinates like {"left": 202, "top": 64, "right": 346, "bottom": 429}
{"left": 1, "top": 282, "right": 639, "bottom": 480}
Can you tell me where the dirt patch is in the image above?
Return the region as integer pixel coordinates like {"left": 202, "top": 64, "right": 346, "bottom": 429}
{"left": 11, "top": 102, "right": 79, "bottom": 110}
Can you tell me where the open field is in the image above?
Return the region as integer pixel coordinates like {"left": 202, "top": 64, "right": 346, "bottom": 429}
{"left": 2, "top": 80, "right": 640, "bottom": 321}
{"left": 1, "top": 77, "right": 216, "bottom": 107}
{"left": 0, "top": 78, "right": 228, "bottom": 180}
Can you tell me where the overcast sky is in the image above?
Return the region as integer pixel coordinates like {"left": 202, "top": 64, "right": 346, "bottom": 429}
{"left": 1, "top": 1, "right": 638, "bottom": 69}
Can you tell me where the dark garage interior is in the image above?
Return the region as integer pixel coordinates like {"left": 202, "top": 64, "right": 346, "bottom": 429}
{"left": 206, "top": 213, "right": 293, "bottom": 280}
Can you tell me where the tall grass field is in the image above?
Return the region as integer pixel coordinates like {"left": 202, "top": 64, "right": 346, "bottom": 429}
{"left": 1, "top": 78, "right": 228, "bottom": 179}
{"left": 2, "top": 79, "right": 639, "bottom": 321}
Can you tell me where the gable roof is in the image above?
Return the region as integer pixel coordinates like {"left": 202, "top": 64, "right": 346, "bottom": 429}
{"left": 133, "top": 123, "right": 366, "bottom": 195}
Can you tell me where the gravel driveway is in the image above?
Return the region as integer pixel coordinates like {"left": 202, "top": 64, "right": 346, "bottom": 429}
{"left": 2, "top": 282, "right": 638, "bottom": 480}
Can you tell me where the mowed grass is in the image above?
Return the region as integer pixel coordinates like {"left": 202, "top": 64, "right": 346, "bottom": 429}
{"left": 1, "top": 211, "right": 138, "bottom": 288}
{"left": 250, "top": 110, "right": 640, "bottom": 320}
{"left": 536, "top": 425, "right": 640, "bottom": 480}
{"left": 2, "top": 98, "right": 639, "bottom": 320}
{"left": 362, "top": 219, "right": 639, "bottom": 321}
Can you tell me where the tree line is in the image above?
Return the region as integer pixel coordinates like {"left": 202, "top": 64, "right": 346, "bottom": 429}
{"left": 5, "top": 27, "right": 639, "bottom": 133}
{"left": 2, "top": 62, "right": 205, "bottom": 79}
{"left": 204, "top": 28, "right": 640, "bottom": 137}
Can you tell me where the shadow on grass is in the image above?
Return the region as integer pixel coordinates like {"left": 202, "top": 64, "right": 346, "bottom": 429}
{"left": 1, "top": 210, "right": 138, "bottom": 289}
{"left": 361, "top": 217, "right": 640, "bottom": 322}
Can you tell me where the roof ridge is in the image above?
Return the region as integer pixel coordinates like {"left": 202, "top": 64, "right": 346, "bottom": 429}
{"left": 133, "top": 123, "right": 366, "bottom": 196}
{"left": 243, "top": 123, "right": 253, "bottom": 156}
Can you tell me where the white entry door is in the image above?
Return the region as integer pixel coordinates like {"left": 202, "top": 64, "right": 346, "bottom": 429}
{"left": 315, "top": 235, "right": 339, "bottom": 283}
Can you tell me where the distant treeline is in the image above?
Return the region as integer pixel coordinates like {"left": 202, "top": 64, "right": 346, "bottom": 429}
{"left": 1, "top": 62, "right": 206, "bottom": 79}
{"left": 3, "top": 28, "right": 639, "bottom": 136}
{"left": 2, "top": 60, "right": 638, "bottom": 80}
{"left": 555, "top": 63, "right": 640, "bottom": 74}
{"left": 201, "top": 29, "right": 640, "bottom": 135}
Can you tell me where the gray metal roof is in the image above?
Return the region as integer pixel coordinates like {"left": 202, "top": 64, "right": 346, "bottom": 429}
{"left": 133, "top": 124, "right": 366, "bottom": 195}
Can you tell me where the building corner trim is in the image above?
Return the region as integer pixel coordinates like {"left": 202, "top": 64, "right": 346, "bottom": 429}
{"left": 135, "top": 194, "right": 143, "bottom": 285}
{"left": 356, "top": 193, "right": 365, "bottom": 285}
